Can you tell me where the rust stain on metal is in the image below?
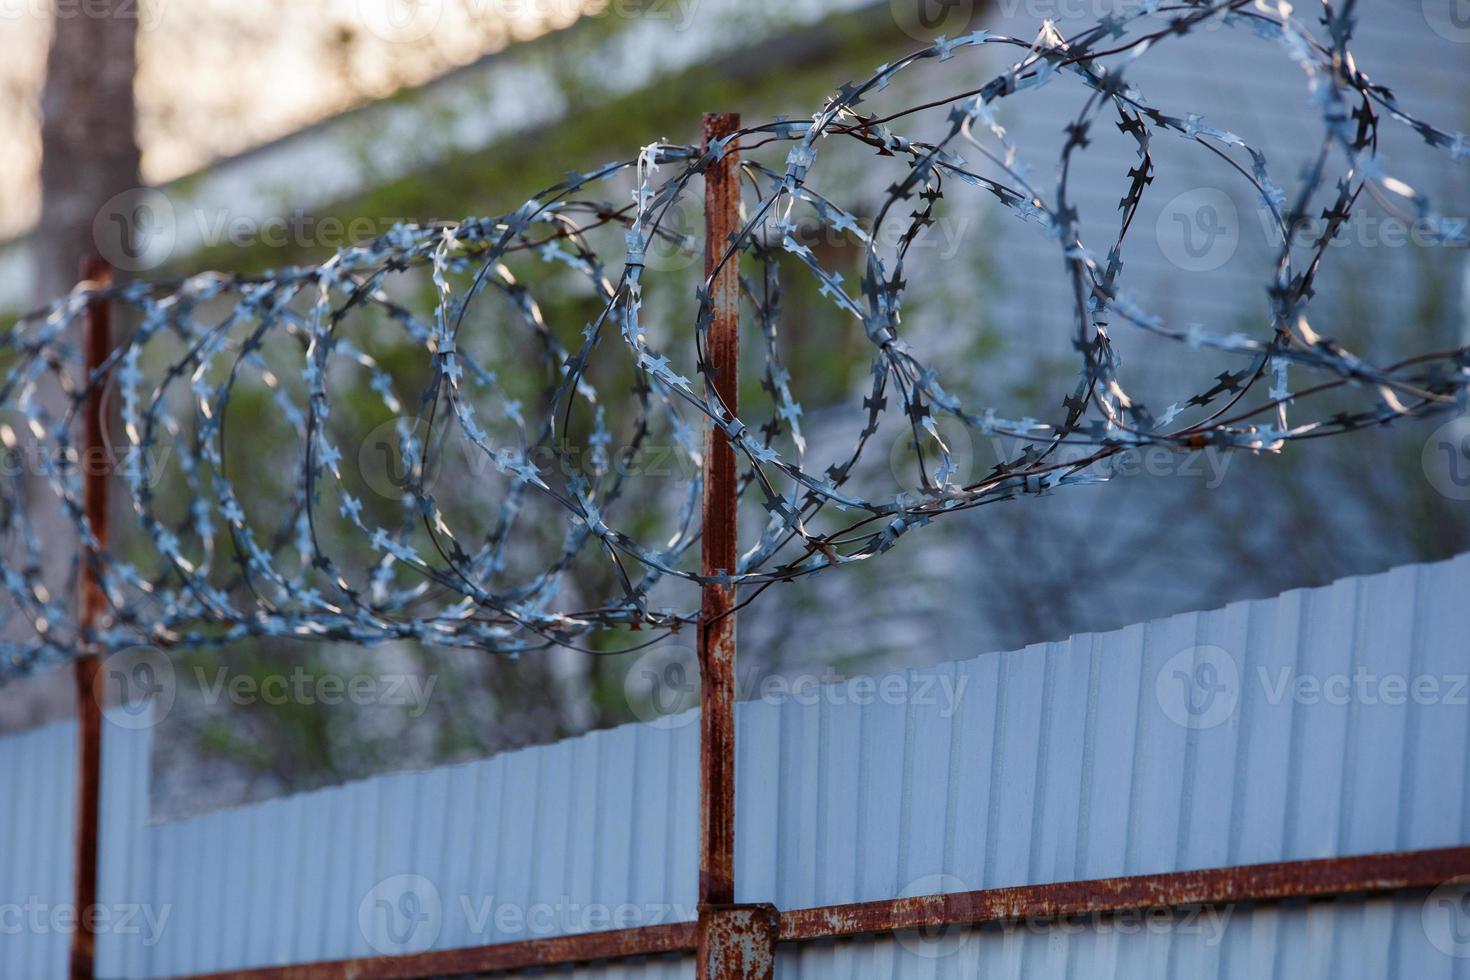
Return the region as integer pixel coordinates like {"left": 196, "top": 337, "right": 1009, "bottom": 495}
{"left": 776, "top": 846, "right": 1470, "bottom": 941}
{"left": 179, "top": 923, "right": 698, "bottom": 980}
{"left": 698, "top": 904, "right": 777, "bottom": 980}
{"left": 70, "top": 257, "right": 112, "bottom": 980}
{"left": 170, "top": 846, "right": 1469, "bottom": 979}
{"left": 698, "top": 110, "right": 741, "bottom": 914}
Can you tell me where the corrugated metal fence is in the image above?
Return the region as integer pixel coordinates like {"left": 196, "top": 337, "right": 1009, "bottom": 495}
{"left": 3, "top": 553, "right": 1469, "bottom": 977}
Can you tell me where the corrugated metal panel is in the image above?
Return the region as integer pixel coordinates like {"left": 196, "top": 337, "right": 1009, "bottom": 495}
{"left": 2, "top": 553, "right": 1467, "bottom": 977}
{"left": 0, "top": 719, "right": 75, "bottom": 977}
{"left": 737, "top": 553, "right": 1470, "bottom": 910}
{"left": 771, "top": 891, "right": 1463, "bottom": 979}
{"left": 90, "top": 717, "right": 701, "bottom": 977}
{"left": 0, "top": 714, "right": 150, "bottom": 979}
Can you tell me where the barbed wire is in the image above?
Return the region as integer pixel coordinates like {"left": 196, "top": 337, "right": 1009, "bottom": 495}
{"left": 2, "top": 0, "right": 1467, "bottom": 678}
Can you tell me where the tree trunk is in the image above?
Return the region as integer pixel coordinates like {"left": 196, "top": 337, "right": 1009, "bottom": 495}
{"left": 0, "top": 3, "right": 140, "bottom": 734}
{"left": 35, "top": 0, "right": 140, "bottom": 304}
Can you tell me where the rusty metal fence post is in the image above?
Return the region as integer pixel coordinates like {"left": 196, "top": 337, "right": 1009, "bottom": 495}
{"left": 71, "top": 256, "right": 113, "bottom": 980}
{"left": 695, "top": 113, "right": 776, "bottom": 979}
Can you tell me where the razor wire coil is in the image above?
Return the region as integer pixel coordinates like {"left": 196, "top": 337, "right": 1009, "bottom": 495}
{"left": 3, "top": 0, "right": 1468, "bottom": 676}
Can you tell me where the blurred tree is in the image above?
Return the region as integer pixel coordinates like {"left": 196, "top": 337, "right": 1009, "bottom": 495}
{"left": 36, "top": 0, "right": 140, "bottom": 303}
{"left": 0, "top": 1, "right": 142, "bottom": 734}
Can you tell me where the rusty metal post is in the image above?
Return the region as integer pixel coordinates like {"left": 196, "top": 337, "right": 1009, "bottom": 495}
{"left": 698, "top": 903, "right": 778, "bottom": 979}
{"left": 696, "top": 112, "right": 772, "bottom": 980}
{"left": 70, "top": 256, "right": 112, "bottom": 980}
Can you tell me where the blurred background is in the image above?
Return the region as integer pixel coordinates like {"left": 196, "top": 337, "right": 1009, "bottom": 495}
{"left": 0, "top": 0, "right": 1467, "bottom": 821}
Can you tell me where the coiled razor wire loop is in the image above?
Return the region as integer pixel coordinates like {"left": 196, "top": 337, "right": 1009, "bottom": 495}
{"left": 3, "top": 0, "right": 1469, "bottom": 677}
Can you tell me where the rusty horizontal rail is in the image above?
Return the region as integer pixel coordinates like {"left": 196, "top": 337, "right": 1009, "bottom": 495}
{"left": 185, "top": 923, "right": 697, "bottom": 980}
{"left": 175, "top": 846, "right": 1470, "bottom": 979}
{"left": 779, "top": 845, "right": 1470, "bottom": 941}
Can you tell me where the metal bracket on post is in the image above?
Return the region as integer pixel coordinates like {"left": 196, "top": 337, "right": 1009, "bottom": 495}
{"left": 696, "top": 113, "right": 772, "bottom": 979}
{"left": 698, "top": 903, "right": 779, "bottom": 979}
{"left": 71, "top": 256, "right": 112, "bottom": 980}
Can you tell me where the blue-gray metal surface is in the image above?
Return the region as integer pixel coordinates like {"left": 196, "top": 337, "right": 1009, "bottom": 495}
{"left": 0, "top": 715, "right": 150, "bottom": 978}
{"left": 737, "top": 553, "right": 1470, "bottom": 910}
{"left": 0, "top": 553, "right": 1467, "bottom": 977}
{"left": 772, "top": 892, "right": 1467, "bottom": 979}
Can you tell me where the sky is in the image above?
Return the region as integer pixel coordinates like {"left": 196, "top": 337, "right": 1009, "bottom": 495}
{"left": 0, "top": 0, "right": 595, "bottom": 239}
